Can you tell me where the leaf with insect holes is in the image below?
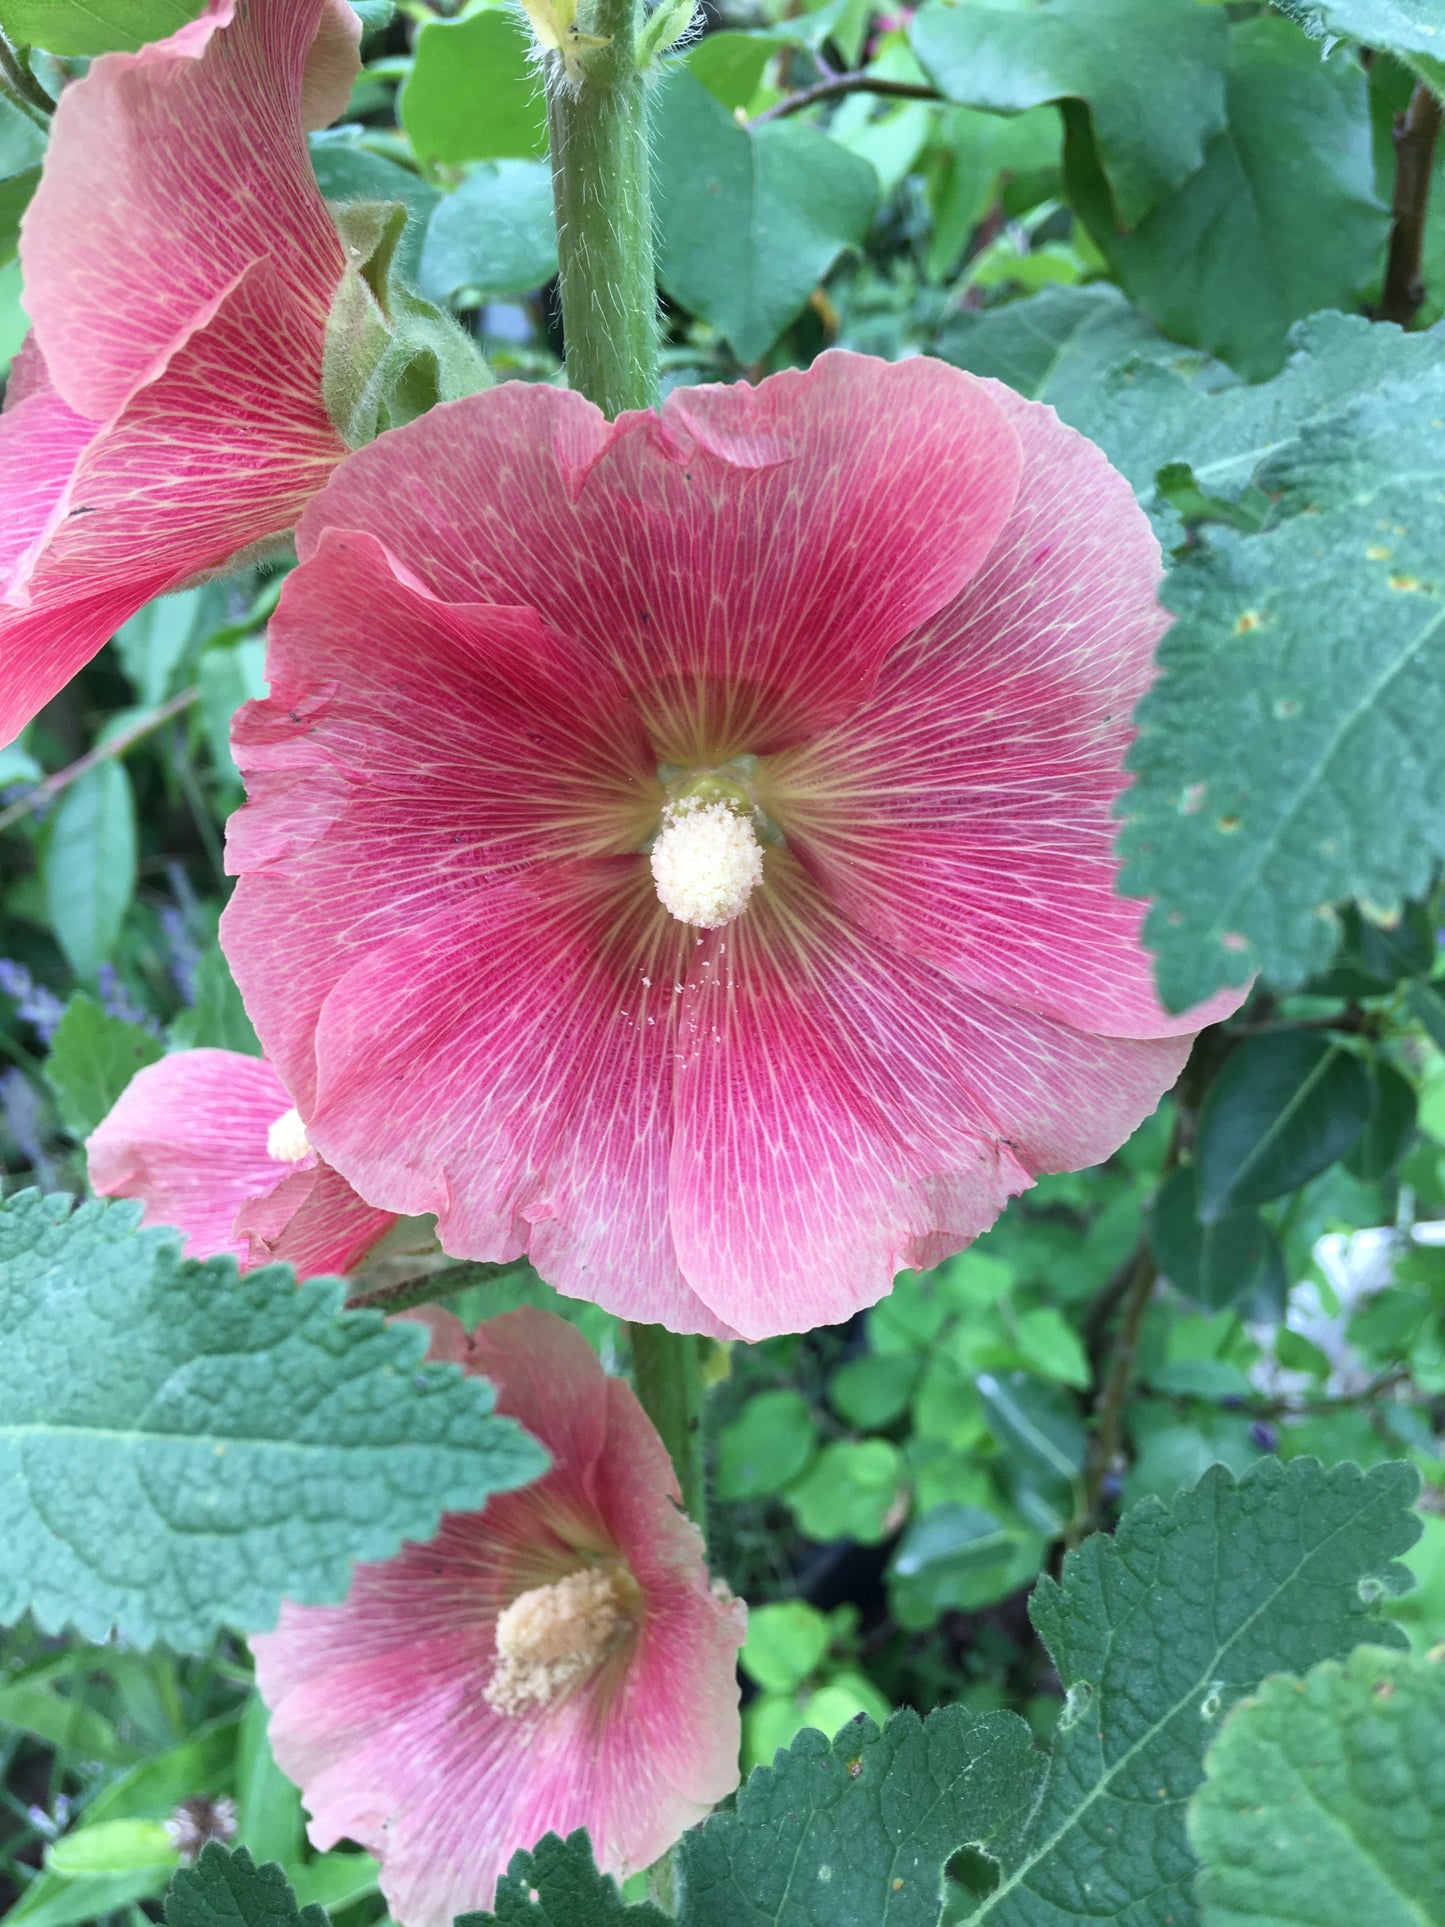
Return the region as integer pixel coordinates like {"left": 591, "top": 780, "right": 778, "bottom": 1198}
{"left": 1189, "top": 1645, "right": 1445, "bottom": 1927}
{"left": 0, "top": 1190, "right": 546, "bottom": 1650}
{"left": 1118, "top": 336, "right": 1445, "bottom": 1009}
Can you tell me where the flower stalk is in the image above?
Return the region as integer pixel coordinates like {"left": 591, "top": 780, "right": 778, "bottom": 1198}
{"left": 543, "top": 0, "right": 659, "bottom": 417}
{"left": 628, "top": 1322, "right": 708, "bottom": 1543}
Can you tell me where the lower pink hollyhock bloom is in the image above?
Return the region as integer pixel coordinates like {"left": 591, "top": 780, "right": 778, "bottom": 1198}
{"left": 253, "top": 1307, "right": 744, "bottom": 1926}
{"left": 0, "top": 0, "right": 358, "bottom": 746}
{"left": 221, "top": 353, "right": 1244, "bottom": 1341}
{"left": 87, "top": 1047, "right": 395, "bottom": 1276}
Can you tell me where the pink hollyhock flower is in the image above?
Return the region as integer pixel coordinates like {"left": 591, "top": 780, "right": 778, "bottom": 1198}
{"left": 221, "top": 352, "right": 1241, "bottom": 1340}
{"left": 253, "top": 1306, "right": 744, "bottom": 1926}
{"left": 0, "top": 0, "right": 359, "bottom": 746}
{"left": 87, "top": 1047, "right": 396, "bottom": 1276}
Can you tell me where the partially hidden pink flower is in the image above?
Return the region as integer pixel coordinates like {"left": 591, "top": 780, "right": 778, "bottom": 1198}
{"left": 253, "top": 1305, "right": 745, "bottom": 1926}
{"left": 86, "top": 1046, "right": 396, "bottom": 1276}
{"left": 0, "top": 0, "right": 359, "bottom": 746}
{"left": 221, "top": 352, "right": 1243, "bottom": 1341}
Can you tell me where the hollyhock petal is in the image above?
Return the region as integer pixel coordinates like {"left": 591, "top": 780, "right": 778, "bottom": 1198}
{"left": 86, "top": 1046, "right": 394, "bottom": 1274}
{"left": 670, "top": 854, "right": 1190, "bottom": 1339}
{"left": 296, "top": 355, "right": 1023, "bottom": 756}
{"left": 254, "top": 1308, "right": 744, "bottom": 1925}
{"left": 21, "top": 0, "right": 351, "bottom": 423}
{"left": 668, "top": 855, "right": 1033, "bottom": 1338}
{"left": 769, "top": 381, "right": 1240, "bottom": 1039}
{"left": 87, "top": 1049, "right": 301, "bottom": 1263}
{"left": 233, "top": 1159, "right": 397, "bottom": 1277}
{"left": 0, "top": 374, "right": 95, "bottom": 592}
{"left": 301, "top": 0, "right": 365, "bottom": 127}
{"left": 268, "top": 867, "right": 729, "bottom": 1335}
{"left": 0, "top": 259, "right": 345, "bottom": 746}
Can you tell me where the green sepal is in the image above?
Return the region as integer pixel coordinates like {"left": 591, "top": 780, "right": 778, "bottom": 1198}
{"left": 637, "top": 0, "right": 696, "bottom": 64}
{"left": 323, "top": 198, "right": 491, "bottom": 449}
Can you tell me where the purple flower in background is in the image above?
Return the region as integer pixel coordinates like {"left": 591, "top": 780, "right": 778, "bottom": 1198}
{"left": 0, "top": 959, "right": 65, "bottom": 1044}
{"left": 0, "top": 1066, "right": 58, "bottom": 1191}
{"left": 96, "top": 962, "right": 160, "bottom": 1034}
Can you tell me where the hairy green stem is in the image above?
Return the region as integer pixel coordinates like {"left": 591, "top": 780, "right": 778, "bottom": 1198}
{"left": 544, "top": 0, "right": 658, "bottom": 416}
{"left": 0, "top": 34, "right": 53, "bottom": 123}
{"left": 628, "top": 1323, "right": 707, "bottom": 1540}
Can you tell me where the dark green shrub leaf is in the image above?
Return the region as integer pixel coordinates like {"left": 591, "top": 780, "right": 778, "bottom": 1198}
{"left": 911, "top": 0, "right": 1228, "bottom": 226}
{"left": 652, "top": 69, "right": 877, "bottom": 363}
{"left": 0, "top": 1190, "right": 546, "bottom": 1648}
{"left": 1189, "top": 1646, "right": 1445, "bottom": 1927}
{"left": 44, "top": 991, "right": 163, "bottom": 1138}
{"left": 41, "top": 762, "right": 137, "bottom": 984}
{"left": 1073, "top": 15, "right": 1387, "bottom": 379}
{"left": 1148, "top": 1164, "right": 1282, "bottom": 1312}
{"left": 1345, "top": 1058, "right": 1418, "bottom": 1181}
{"left": 1195, "top": 1033, "right": 1372, "bottom": 1219}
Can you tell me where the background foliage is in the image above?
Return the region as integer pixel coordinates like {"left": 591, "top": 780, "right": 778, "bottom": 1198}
{"left": 1, "top": 0, "right": 1444, "bottom": 1922}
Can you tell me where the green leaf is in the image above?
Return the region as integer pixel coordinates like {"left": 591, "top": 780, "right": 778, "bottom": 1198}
{"left": 44, "top": 992, "right": 163, "bottom": 1138}
{"left": 739, "top": 1599, "right": 832, "bottom": 1694}
{"left": 47, "top": 1822, "right": 178, "bottom": 1879}
{"left": 235, "top": 1697, "right": 305, "bottom": 1869}
{"left": 1344, "top": 1058, "right": 1418, "bottom": 1181}
{"left": 198, "top": 639, "right": 268, "bottom": 782}
{"left": 1119, "top": 331, "right": 1445, "bottom": 1007}
{"left": 889, "top": 1505, "right": 1018, "bottom": 1631}
{"left": 685, "top": 29, "right": 788, "bottom": 111}
{"left": 1149, "top": 1166, "right": 1283, "bottom": 1313}
{"left": 0, "top": 1189, "right": 546, "bottom": 1648}
{"left": 1074, "top": 15, "right": 1388, "bottom": 379}
{"left": 170, "top": 946, "right": 263, "bottom": 1057}
{"left": 466, "top": 1831, "right": 670, "bottom": 1925}
{"left": 164, "top": 1846, "right": 330, "bottom": 1927}
{"left": 0, "top": 94, "right": 45, "bottom": 266}
{"left": 1195, "top": 1034, "right": 1372, "bottom": 1219}
{"left": 399, "top": 9, "right": 546, "bottom": 165}
{"left": 0, "top": 1665, "right": 133, "bottom": 1762}
{"left": 1012, "top": 1306, "right": 1090, "bottom": 1389}
{"left": 111, "top": 588, "right": 214, "bottom": 708}
{"left": 652, "top": 68, "right": 877, "bottom": 362}
{"left": 0, "top": 0, "right": 202, "bottom": 54}
{"left": 976, "top": 1370, "right": 1085, "bottom": 1506}
{"left": 968, "top": 1457, "right": 1420, "bottom": 1925}
{"left": 41, "top": 762, "right": 137, "bottom": 983}
{"left": 418, "top": 161, "right": 558, "bottom": 304}
{"left": 910, "top": 0, "right": 1228, "bottom": 226}
{"left": 1279, "top": 0, "right": 1445, "bottom": 91}
{"left": 714, "top": 1388, "right": 817, "bottom": 1501}
{"left": 829, "top": 1349, "right": 920, "bottom": 1429}
{"left": 1408, "top": 979, "right": 1445, "bottom": 1054}
{"left": 1189, "top": 1646, "right": 1445, "bottom": 1927}
{"left": 784, "top": 1437, "right": 904, "bottom": 1544}
{"left": 285, "top": 1852, "right": 379, "bottom": 1914}
{"left": 934, "top": 281, "right": 1180, "bottom": 412}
